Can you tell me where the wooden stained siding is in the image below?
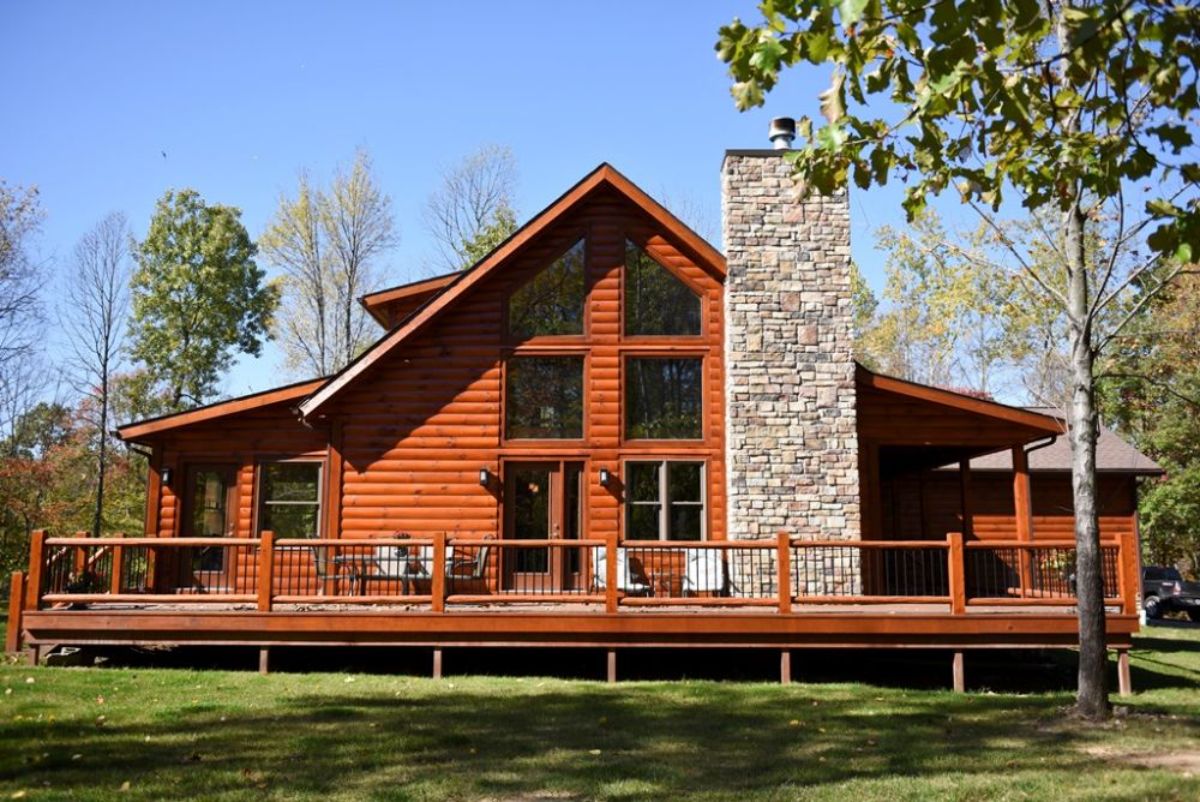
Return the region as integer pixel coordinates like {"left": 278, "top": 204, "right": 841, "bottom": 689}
{"left": 152, "top": 404, "right": 329, "bottom": 538}
{"left": 321, "top": 187, "right": 726, "bottom": 541}
{"left": 881, "top": 471, "right": 1139, "bottom": 542}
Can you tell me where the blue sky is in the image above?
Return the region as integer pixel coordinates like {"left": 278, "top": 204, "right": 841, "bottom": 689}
{"left": 2, "top": 0, "right": 923, "bottom": 397}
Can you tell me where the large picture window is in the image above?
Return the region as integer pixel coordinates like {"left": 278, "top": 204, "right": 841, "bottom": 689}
{"left": 625, "top": 357, "right": 702, "bottom": 439}
{"left": 505, "top": 356, "right": 585, "bottom": 439}
{"left": 508, "top": 239, "right": 586, "bottom": 338}
{"left": 624, "top": 240, "right": 701, "bottom": 336}
{"left": 626, "top": 461, "right": 705, "bottom": 541}
{"left": 258, "top": 462, "right": 322, "bottom": 539}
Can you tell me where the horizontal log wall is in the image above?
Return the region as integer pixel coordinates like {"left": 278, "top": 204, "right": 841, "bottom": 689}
{"left": 882, "top": 471, "right": 1137, "bottom": 541}
{"left": 320, "top": 188, "right": 725, "bottom": 544}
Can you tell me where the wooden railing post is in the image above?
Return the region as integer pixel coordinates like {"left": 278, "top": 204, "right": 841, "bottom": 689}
{"left": 777, "top": 531, "right": 792, "bottom": 614}
{"left": 26, "top": 529, "right": 46, "bottom": 611}
{"left": 605, "top": 531, "right": 619, "bottom": 614}
{"left": 6, "top": 572, "right": 26, "bottom": 653}
{"left": 109, "top": 533, "right": 125, "bottom": 595}
{"left": 948, "top": 531, "right": 966, "bottom": 615}
{"left": 1118, "top": 530, "right": 1139, "bottom": 615}
{"left": 431, "top": 532, "right": 446, "bottom": 612}
{"left": 257, "top": 530, "right": 275, "bottom": 612}
{"left": 73, "top": 530, "right": 87, "bottom": 578}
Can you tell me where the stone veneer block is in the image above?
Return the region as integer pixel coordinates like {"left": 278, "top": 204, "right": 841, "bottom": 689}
{"left": 721, "top": 151, "right": 861, "bottom": 541}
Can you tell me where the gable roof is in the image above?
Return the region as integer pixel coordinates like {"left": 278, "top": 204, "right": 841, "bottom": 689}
{"left": 359, "top": 272, "right": 458, "bottom": 328}
{"left": 116, "top": 377, "right": 325, "bottom": 442}
{"left": 298, "top": 163, "right": 726, "bottom": 418}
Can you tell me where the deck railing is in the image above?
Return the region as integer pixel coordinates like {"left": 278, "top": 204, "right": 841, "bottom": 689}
{"left": 15, "top": 528, "right": 1140, "bottom": 619}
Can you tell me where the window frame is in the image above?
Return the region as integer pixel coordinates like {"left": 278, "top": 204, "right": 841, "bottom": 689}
{"left": 501, "top": 351, "right": 589, "bottom": 444}
{"left": 622, "top": 459, "right": 708, "bottom": 542}
{"left": 621, "top": 353, "right": 706, "bottom": 443}
{"left": 254, "top": 458, "right": 325, "bottom": 541}
{"left": 503, "top": 231, "right": 590, "bottom": 344}
{"left": 620, "top": 235, "right": 706, "bottom": 342}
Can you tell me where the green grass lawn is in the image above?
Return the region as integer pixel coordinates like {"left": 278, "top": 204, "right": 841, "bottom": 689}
{"left": 2, "top": 630, "right": 1199, "bottom": 801}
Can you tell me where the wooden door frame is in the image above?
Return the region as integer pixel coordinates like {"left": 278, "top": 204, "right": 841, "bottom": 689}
{"left": 179, "top": 462, "right": 239, "bottom": 591}
{"left": 500, "top": 459, "right": 586, "bottom": 592}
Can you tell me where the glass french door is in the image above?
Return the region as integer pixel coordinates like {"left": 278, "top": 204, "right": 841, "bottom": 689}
{"left": 503, "top": 461, "right": 584, "bottom": 592}
{"left": 182, "top": 464, "right": 238, "bottom": 591}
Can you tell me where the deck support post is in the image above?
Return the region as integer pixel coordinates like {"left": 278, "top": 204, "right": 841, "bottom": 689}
{"left": 606, "top": 649, "right": 617, "bottom": 683}
{"left": 432, "top": 648, "right": 443, "bottom": 680}
{"left": 431, "top": 532, "right": 446, "bottom": 613}
{"left": 28, "top": 645, "right": 40, "bottom": 667}
{"left": 258, "top": 647, "right": 270, "bottom": 675}
{"left": 780, "top": 650, "right": 792, "bottom": 685}
{"left": 6, "top": 572, "right": 25, "bottom": 653}
{"left": 26, "top": 530, "right": 46, "bottom": 612}
{"left": 1116, "top": 649, "right": 1132, "bottom": 696}
{"left": 952, "top": 651, "right": 965, "bottom": 692}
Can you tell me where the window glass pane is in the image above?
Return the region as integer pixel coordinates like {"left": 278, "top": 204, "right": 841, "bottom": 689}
{"left": 625, "top": 358, "right": 703, "bottom": 439}
{"left": 624, "top": 240, "right": 701, "bottom": 336}
{"left": 668, "top": 505, "right": 703, "bottom": 541}
{"left": 262, "top": 504, "right": 319, "bottom": 540}
{"left": 505, "top": 357, "right": 584, "bottom": 439}
{"left": 508, "top": 239, "right": 586, "bottom": 338}
{"left": 626, "top": 462, "right": 661, "bottom": 503}
{"left": 667, "top": 462, "right": 702, "bottom": 503}
{"left": 262, "top": 463, "right": 320, "bottom": 502}
{"left": 628, "top": 504, "right": 661, "bottom": 540}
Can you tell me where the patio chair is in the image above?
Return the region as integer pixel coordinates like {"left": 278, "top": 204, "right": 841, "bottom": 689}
{"left": 309, "top": 545, "right": 344, "bottom": 595}
{"left": 590, "top": 546, "right": 652, "bottom": 596}
{"left": 682, "top": 549, "right": 726, "bottom": 597}
{"left": 445, "top": 544, "right": 490, "bottom": 585}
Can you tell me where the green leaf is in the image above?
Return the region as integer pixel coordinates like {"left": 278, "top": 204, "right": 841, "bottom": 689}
{"left": 839, "top": 0, "right": 870, "bottom": 26}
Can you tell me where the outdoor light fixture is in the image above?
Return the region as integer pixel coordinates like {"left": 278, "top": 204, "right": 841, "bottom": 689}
{"left": 160, "top": 467, "right": 173, "bottom": 486}
{"left": 479, "top": 467, "right": 490, "bottom": 487}
{"left": 598, "top": 467, "right": 612, "bottom": 487}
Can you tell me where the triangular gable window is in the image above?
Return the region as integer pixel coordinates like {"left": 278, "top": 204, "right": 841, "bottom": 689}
{"left": 507, "top": 239, "right": 586, "bottom": 338}
{"left": 624, "top": 240, "right": 701, "bottom": 336}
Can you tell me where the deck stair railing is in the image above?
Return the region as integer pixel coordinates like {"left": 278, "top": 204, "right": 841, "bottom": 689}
{"left": 12, "top": 528, "right": 1140, "bottom": 629}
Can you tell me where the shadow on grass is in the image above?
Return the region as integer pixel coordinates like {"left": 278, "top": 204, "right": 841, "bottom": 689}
{"left": 0, "top": 679, "right": 1130, "bottom": 801}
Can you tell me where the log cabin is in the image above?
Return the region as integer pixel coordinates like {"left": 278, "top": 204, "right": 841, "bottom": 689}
{"left": 7, "top": 134, "right": 1162, "bottom": 689}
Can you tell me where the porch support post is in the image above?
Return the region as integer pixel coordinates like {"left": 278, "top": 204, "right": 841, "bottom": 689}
{"left": 952, "top": 651, "right": 965, "bottom": 692}
{"left": 606, "top": 649, "right": 617, "bottom": 683}
{"left": 6, "top": 572, "right": 25, "bottom": 653}
{"left": 948, "top": 532, "right": 966, "bottom": 614}
{"left": 257, "top": 530, "right": 275, "bottom": 612}
{"left": 780, "top": 650, "right": 792, "bottom": 685}
{"left": 258, "top": 647, "right": 270, "bottom": 675}
{"left": 958, "top": 459, "right": 974, "bottom": 540}
{"left": 26, "top": 529, "right": 46, "bottom": 612}
{"left": 1116, "top": 649, "right": 1132, "bottom": 696}
{"left": 605, "top": 532, "right": 619, "bottom": 614}
{"left": 777, "top": 531, "right": 792, "bottom": 614}
{"left": 432, "top": 648, "right": 443, "bottom": 679}
{"left": 1012, "top": 446, "right": 1034, "bottom": 597}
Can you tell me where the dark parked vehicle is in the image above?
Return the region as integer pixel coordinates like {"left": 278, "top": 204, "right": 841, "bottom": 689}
{"left": 1142, "top": 566, "right": 1200, "bottom": 621}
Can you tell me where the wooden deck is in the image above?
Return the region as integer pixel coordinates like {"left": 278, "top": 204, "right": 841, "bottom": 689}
{"left": 8, "top": 530, "right": 1141, "bottom": 687}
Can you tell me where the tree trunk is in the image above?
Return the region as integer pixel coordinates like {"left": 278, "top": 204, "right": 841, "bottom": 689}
{"left": 1065, "top": 199, "right": 1109, "bottom": 720}
{"left": 92, "top": 393, "right": 108, "bottom": 538}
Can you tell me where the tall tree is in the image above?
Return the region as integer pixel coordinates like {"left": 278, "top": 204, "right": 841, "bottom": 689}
{"left": 260, "top": 151, "right": 396, "bottom": 376}
{"left": 129, "top": 189, "right": 278, "bottom": 410}
{"left": 0, "top": 181, "right": 47, "bottom": 437}
{"left": 425, "top": 144, "right": 519, "bottom": 271}
{"left": 61, "top": 212, "right": 131, "bottom": 537}
{"left": 718, "top": 0, "right": 1199, "bottom": 718}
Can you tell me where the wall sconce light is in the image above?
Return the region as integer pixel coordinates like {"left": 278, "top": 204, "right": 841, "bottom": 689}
{"left": 598, "top": 467, "right": 612, "bottom": 487}
{"left": 160, "top": 467, "right": 173, "bottom": 486}
{"left": 479, "top": 467, "right": 491, "bottom": 487}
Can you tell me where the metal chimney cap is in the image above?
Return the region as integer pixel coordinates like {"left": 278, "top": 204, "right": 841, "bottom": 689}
{"left": 768, "top": 117, "right": 797, "bottom": 149}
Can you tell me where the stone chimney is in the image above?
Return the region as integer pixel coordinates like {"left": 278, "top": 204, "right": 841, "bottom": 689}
{"left": 721, "top": 146, "right": 860, "bottom": 541}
